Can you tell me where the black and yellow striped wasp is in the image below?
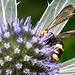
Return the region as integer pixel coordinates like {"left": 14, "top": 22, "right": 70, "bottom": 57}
{"left": 37, "top": 5, "right": 75, "bottom": 63}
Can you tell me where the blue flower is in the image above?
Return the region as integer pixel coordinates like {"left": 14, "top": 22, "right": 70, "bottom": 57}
{"left": 15, "top": 63, "right": 23, "bottom": 69}
{"left": 23, "top": 69, "right": 30, "bottom": 74}
{"left": 0, "top": 16, "right": 62, "bottom": 74}
{"left": 16, "top": 38, "right": 23, "bottom": 43}
{"left": 14, "top": 26, "right": 21, "bottom": 34}
{"left": 14, "top": 48, "right": 21, "bottom": 54}
{"left": 6, "top": 69, "right": 12, "bottom": 75}
{"left": 4, "top": 32, "right": 10, "bottom": 38}
{"left": 0, "top": 59, "right": 4, "bottom": 66}
{"left": 4, "top": 43, "right": 11, "bottom": 49}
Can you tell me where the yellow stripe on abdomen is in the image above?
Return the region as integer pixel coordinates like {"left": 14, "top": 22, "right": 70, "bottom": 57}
{"left": 54, "top": 44, "right": 64, "bottom": 51}
{"left": 52, "top": 54, "right": 59, "bottom": 61}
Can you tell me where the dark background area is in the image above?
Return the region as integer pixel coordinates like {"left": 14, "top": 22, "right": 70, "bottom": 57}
{"left": 17, "top": 0, "right": 75, "bottom": 63}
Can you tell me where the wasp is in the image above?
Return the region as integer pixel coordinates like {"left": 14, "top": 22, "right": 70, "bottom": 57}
{"left": 37, "top": 5, "right": 75, "bottom": 63}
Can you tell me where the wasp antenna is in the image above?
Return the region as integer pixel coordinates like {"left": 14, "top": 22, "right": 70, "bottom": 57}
{"left": 47, "top": 0, "right": 50, "bottom": 6}
{"left": 45, "top": 29, "right": 49, "bottom": 32}
{"left": 17, "top": 1, "right": 21, "bottom": 5}
{"left": 73, "top": 13, "right": 75, "bottom": 15}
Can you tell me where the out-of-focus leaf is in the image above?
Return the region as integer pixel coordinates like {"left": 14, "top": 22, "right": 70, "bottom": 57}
{"left": 53, "top": 58, "right": 75, "bottom": 75}
{"left": 38, "top": 0, "right": 75, "bottom": 35}
{"left": 0, "top": 0, "right": 17, "bottom": 25}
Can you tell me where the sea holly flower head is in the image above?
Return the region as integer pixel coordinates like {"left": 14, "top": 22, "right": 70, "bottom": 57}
{"left": 0, "top": 15, "right": 61, "bottom": 74}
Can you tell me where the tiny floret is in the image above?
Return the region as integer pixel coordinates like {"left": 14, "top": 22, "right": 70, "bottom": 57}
{"left": 0, "top": 31, "right": 2, "bottom": 37}
{"left": 14, "top": 26, "right": 21, "bottom": 33}
{"left": 16, "top": 38, "right": 23, "bottom": 43}
{"left": 13, "top": 23, "right": 19, "bottom": 27}
{"left": 15, "top": 63, "right": 23, "bottom": 69}
{"left": 0, "top": 69, "right": 2, "bottom": 74}
{"left": 32, "top": 72, "right": 37, "bottom": 75}
{"left": 34, "top": 48, "right": 40, "bottom": 54}
{"left": 4, "top": 32, "right": 10, "bottom": 38}
{"left": 0, "top": 59, "right": 4, "bottom": 66}
{"left": 4, "top": 55, "right": 12, "bottom": 61}
{"left": 22, "top": 26, "right": 29, "bottom": 32}
{"left": 23, "top": 55, "right": 31, "bottom": 61}
{"left": 4, "top": 43, "right": 10, "bottom": 49}
{"left": 31, "top": 59, "right": 38, "bottom": 65}
{"left": 0, "top": 37, "right": 2, "bottom": 42}
{"left": 2, "top": 26, "right": 8, "bottom": 32}
{"left": 31, "top": 36, "right": 37, "bottom": 43}
{"left": 6, "top": 69, "right": 12, "bottom": 75}
{"left": 25, "top": 42, "right": 32, "bottom": 49}
{"left": 14, "top": 48, "right": 21, "bottom": 54}
{"left": 23, "top": 69, "right": 30, "bottom": 74}
{"left": 0, "top": 48, "right": 2, "bottom": 53}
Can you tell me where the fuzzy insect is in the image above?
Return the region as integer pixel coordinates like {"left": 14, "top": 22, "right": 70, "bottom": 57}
{"left": 37, "top": 5, "right": 75, "bottom": 63}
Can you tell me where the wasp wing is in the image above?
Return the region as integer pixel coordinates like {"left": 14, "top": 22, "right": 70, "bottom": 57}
{"left": 38, "top": 0, "right": 75, "bottom": 35}
{"left": 56, "top": 30, "right": 75, "bottom": 38}
{"left": 45, "top": 5, "right": 74, "bottom": 31}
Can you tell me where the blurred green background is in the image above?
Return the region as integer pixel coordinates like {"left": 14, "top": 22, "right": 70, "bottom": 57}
{"left": 17, "top": 0, "right": 75, "bottom": 63}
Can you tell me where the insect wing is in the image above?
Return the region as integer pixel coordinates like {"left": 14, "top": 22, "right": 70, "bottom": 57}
{"left": 45, "top": 5, "right": 75, "bottom": 31}
{"left": 56, "top": 30, "right": 75, "bottom": 38}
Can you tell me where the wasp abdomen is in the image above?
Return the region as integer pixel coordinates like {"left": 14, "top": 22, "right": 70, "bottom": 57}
{"left": 50, "top": 42, "right": 64, "bottom": 63}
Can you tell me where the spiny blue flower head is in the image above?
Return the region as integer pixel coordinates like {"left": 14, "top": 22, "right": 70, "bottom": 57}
{"left": 0, "top": 16, "right": 61, "bottom": 75}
